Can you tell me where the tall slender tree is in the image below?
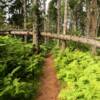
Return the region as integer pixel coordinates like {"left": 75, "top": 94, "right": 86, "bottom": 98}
{"left": 86, "top": 0, "right": 98, "bottom": 54}
{"left": 32, "top": 0, "right": 42, "bottom": 53}
{"left": 57, "top": 0, "right": 61, "bottom": 45}
{"left": 23, "top": 0, "right": 27, "bottom": 30}
{"left": 23, "top": 0, "right": 27, "bottom": 42}
{"left": 62, "top": 0, "right": 68, "bottom": 49}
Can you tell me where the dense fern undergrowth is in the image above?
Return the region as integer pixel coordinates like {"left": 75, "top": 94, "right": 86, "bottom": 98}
{"left": 0, "top": 36, "right": 47, "bottom": 100}
{"left": 0, "top": 37, "right": 100, "bottom": 100}
{"left": 52, "top": 47, "right": 100, "bottom": 100}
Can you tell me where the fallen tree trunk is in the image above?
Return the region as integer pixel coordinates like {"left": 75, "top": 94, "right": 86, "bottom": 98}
{"left": 11, "top": 31, "right": 32, "bottom": 35}
{"left": 0, "top": 31, "right": 33, "bottom": 35}
{"left": 41, "top": 33, "right": 100, "bottom": 48}
{"left": 0, "top": 31, "right": 100, "bottom": 48}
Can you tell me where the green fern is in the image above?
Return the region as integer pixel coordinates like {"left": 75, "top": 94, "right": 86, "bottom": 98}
{"left": 53, "top": 48, "right": 100, "bottom": 100}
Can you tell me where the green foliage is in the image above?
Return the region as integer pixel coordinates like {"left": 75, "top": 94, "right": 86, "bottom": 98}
{"left": 69, "top": 0, "right": 79, "bottom": 10}
{"left": 0, "top": 7, "right": 6, "bottom": 29}
{"left": 48, "top": 0, "right": 57, "bottom": 32}
{"left": 53, "top": 48, "right": 100, "bottom": 100}
{"left": 8, "top": 0, "right": 24, "bottom": 27}
{"left": 0, "top": 36, "right": 44, "bottom": 100}
{"left": 48, "top": 0, "right": 57, "bottom": 23}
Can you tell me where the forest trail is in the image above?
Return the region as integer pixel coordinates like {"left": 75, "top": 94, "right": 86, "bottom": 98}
{"left": 37, "top": 54, "right": 59, "bottom": 100}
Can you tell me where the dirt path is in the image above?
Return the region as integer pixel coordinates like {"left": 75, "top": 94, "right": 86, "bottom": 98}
{"left": 37, "top": 54, "right": 59, "bottom": 100}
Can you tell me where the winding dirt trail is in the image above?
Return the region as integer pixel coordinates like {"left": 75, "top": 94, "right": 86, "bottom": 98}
{"left": 37, "top": 54, "right": 59, "bottom": 100}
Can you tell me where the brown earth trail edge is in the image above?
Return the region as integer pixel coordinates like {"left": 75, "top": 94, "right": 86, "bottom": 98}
{"left": 36, "top": 54, "right": 59, "bottom": 100}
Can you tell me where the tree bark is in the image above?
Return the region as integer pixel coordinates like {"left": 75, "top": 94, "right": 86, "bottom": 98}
{"left": 62, "top": 0, "right": 68, "bottom": 49}
{"left": 32, "top": 0, "right": 41, "bottom": 53}
{"left": 87, "top": 0, "right": 98, "bottom": 54}
{"left": 43, "top": 0, "right": 48, "bottom": 44}
{"left": 23, "top": 0, "right": 27, "bottom": 43}
{"left": 41, "top": 33, "right": 100, "bottom": 48}
{"left": 86, "top": 0, "right": 90, "bottom": 36}
{"left": 57, "top": 0, "right": 61, "bottom": 46}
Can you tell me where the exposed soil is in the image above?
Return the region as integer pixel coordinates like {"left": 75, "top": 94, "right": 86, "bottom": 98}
{"left": 37, "top": 54, "right": 59, "bottom": 100}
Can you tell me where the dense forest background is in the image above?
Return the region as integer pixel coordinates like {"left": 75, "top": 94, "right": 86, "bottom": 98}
{"left": 0, "top": 0, "right": 100, "bottom": 36}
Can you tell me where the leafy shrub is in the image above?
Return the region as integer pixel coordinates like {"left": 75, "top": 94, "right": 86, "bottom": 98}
{"left": 0, "top": 36, "right": 44, "bottom": 100}
{"left": 53, "top": 48, "right": 100, "bottom": 100}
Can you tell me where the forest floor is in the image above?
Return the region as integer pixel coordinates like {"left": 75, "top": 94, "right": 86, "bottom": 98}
{"left": 36, "top": 54, "right": 60, "bottom": 100}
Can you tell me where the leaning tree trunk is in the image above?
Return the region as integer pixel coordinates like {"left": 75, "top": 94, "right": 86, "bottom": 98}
{"left": 41, "top": 33, "right": 100, "bottom": 48}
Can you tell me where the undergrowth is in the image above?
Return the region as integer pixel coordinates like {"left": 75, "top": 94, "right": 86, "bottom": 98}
{"left": 52, "top": 48, "right": 100, "bottom": 100}
{"left": 0, "top": 36, "right": 45, "bottom": 100}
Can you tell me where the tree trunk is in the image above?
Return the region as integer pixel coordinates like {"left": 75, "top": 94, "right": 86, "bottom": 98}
{"left": 88, "top": 0, "right": 98, "bottom": 54}
{"left": 89, "top": 0, "right": 97, "bottom": 37}
{"left": 43, "top": 0, "right": 46, "bottom": 32}
{"left": 97, "top": 6, "right": 100, "bottom": 36}
{"left": 23, "top": 0, "right": 27, "bottom": 43}
{"left": 43, "top": 0, "right": 47, "bottom": 44}
{"left": 85, "top": 0, "right": 89, "bottom": 36}
{"left": 57, "top": 0, "right": 61, "bottom": 46}
{"left": 32, "top": 0, "right": 41, "bottom": 53}
{"left": 62, "top": 0, "right": 68, "bottom": 49}
{"left": 72, "top": 11, "right": 77, "bottom": 32}
{"left": 41, "top": 33, "right": 100, "bottom": 48}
